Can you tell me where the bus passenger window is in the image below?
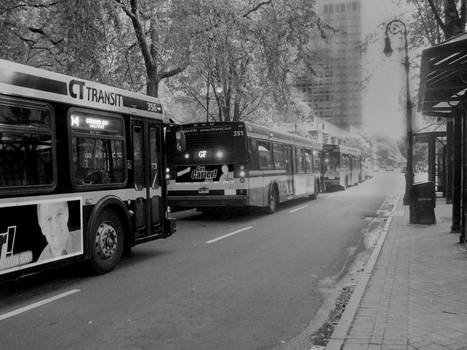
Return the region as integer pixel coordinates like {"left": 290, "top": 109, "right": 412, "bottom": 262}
{"left": 72, "top": 138, "right": 125, "bottom": 185}
{"left": 258, "top": 141, "right": 273, "bottom": 169}
{"left": 248, "top": 138, "right": 259, "bottom": 170}
{"left": 273, "top": 143, "right": 285, "bottom": 169}
{"left": 304, "top": 150, "right": 313, "bottom": 173}
{"left": 295, "top": 148, "right": 304, "bottom": 173}
{"left": 0, "top": 102, "right": 54, "bottom": 188}
{"left": 70, "top": 111, "right": 126, "bottom": 186}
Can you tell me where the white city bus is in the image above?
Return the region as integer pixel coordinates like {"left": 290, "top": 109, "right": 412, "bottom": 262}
{"left": 323, "top": 144, "right": 362, "bottom": 190}
{"left": 0, "top": 59, "right": 180, "bottom": 280}
{"left": 167, "top": 122, "right": 324, "bottom": 214}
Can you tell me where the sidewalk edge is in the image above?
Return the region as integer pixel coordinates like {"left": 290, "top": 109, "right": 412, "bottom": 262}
{"left": 324, "top": 192, "right": 402, "bottom": 350}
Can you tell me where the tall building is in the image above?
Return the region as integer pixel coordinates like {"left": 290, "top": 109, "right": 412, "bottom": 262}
{"left": 296, "top": 0, "right": 362, "bottom": 129}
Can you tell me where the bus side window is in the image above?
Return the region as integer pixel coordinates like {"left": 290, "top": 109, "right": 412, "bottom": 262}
{"left": 283, "top": 145, "right": 292, "bottom": 173}
{"left": 248, "top": 138, "right": 259, "bottom": 170}
{"left": 70, "top": 110, "right": 126, "bottom": 187}
{"left": 0, "top": 101, "right": 55, "bottom": 189}
{"left": 301, "top": 149, "right": 307, "bottom": 173}
{"left": 273, "top": 143, "right": 285, "bottom": 169}
{"left": 258, "top": 140, "right": 273, "bottom": 169}
{"left": 296, "top": 148, "right": 304, "bottom": 173}
{"left": 304, "top": 149, "right": 313, "bottom": 173}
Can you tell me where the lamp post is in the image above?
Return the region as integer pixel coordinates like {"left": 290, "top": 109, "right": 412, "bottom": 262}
{"left": 383, "top": 19, "right": 414, "bottom": 206}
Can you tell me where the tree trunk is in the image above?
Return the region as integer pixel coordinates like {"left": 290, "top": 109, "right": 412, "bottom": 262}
{"left": 444, "top": 0, "right": 465, "bottom": 38}
{"left": 233, "top": 93, "right": 241, "bottom": 121}
{"left": 146, "top": 68, "right": 159, "bottom": 97}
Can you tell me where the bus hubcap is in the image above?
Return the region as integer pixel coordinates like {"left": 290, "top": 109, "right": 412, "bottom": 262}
{"left": 96, "top": 223, "right": 118, "bottom": 259}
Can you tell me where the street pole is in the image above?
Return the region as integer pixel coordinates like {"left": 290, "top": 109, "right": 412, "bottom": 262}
{"left": 384, "top": 19, "right": 414, "bottom": 206}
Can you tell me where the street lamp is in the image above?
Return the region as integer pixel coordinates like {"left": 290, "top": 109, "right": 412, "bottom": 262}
{"left": 383, "top": 19, "right": 414, "bottom": 206}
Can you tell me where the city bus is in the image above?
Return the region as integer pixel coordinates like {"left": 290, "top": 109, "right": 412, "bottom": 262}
{"left": 0, "top": 59, "right": 181, "bottom": 280}
{"left": 323, "top": 144, "right": 362, "bottom": 190}
{"left": 167, "top": 122, "right": 324, "bottom": 214}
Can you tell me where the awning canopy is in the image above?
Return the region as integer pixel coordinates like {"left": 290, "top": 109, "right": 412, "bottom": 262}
{"left": 413, "top": 122, "right": 446, "bottom": 143}
{"left": 418, "top": 32, "right": 467, "bottom": 117}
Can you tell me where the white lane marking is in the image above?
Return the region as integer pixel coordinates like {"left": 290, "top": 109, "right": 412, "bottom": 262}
{"left": 206, "top": 226, "right": 253, "bottom": 244}
{"left": 326, "top": 194, "right": 337, "bottom": 199}
{"left": 290, "top": 205, "right": 308, "bottom": 213}
{"left": 0, "top": 289, "right": 81, "bottom": 321}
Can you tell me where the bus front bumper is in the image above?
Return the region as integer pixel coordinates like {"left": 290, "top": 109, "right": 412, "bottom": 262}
{"left": 168, "top": 195, "right": 248, "bottom": 209}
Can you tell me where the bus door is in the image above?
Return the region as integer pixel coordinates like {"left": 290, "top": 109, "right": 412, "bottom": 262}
{"left": 284, "top": 145, "right": 294, "bottom": 197}
{"left": 132, "top": 120, "right": 163, "bottom": 240}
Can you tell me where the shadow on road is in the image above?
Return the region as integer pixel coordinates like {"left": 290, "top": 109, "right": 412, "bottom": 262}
{"left": 171, "top": 196, "right": 319, "bottom": 223}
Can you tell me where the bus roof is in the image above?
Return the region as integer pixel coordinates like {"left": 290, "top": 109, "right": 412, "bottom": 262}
{"left": 0, "top": 59, "right": 167, "bottom": 121}
{"left": 244, "top": 122, "right": 323, "bottom": 150}
{"left": 180, "top": 121, "right": 323, "bottom": 150}
{"left": 323, "top": 143, "right": 361, "bottom": 156}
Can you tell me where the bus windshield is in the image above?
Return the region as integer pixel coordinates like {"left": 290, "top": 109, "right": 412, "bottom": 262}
{"left": 167, "top": 123, "right": 246, "bottom": 183}
{"left": 324, "top": 148, "right": 340, "bottom": 172}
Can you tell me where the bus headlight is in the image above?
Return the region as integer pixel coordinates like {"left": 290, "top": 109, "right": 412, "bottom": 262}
{"left": 215, "top": 150, "right": 224, "bottom": 159}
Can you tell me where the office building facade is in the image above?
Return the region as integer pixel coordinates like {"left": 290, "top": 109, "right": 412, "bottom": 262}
{"left": 296, "top": 0, "right": 362, "bottom": 129}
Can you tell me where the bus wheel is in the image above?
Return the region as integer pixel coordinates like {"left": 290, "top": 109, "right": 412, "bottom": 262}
{"left": 89, "top": 210, "right": 124, "bottom": 274}
{"left": 266, "top": 187, "right": 278, "bottom": 214}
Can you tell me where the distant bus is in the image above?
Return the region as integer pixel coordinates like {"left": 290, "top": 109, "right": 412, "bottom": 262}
{"left": 167, "top": 122, "right": 324, "bottom": 213}
{"left": 323, "top": 144, "right": 362, "bottom": 190}
{"left": 0, "top": 59, "right": 181, "bottom": 280}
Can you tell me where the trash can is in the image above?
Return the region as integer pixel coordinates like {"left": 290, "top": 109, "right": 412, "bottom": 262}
{"left": 409, "top": 181, "right": 436, "bottom": 224}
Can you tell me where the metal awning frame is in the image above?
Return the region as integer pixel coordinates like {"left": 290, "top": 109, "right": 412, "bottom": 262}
{"left": 419, "top": 32, "right": 467, "bottom": 116}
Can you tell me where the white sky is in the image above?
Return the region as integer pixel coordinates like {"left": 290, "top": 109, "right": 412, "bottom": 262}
{"left": 360, "top": 0, "right": 418, "bottom": 142}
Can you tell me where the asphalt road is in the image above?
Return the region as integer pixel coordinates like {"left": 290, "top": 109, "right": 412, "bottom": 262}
{"left": 0, "top": 172, "right": 404, "bottom": 350}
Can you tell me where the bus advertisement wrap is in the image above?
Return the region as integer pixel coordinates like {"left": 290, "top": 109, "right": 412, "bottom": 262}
{"left": 176, "top": 164, "right": 234, "bottom": 182}
{"left": 0, "top": 198, "right": 83, "bottom": 275}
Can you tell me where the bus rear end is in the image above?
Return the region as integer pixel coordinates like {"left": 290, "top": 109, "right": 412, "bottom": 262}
{"left": 167, "top": 122, "right": 249, "bottom": 210}
{"left": 323, "top": 144, "right": 342, "bottom": 189}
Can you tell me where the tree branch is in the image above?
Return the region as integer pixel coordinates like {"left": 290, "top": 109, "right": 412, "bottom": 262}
{"left": 461, "top": 0, "right": 467, "bottom": 29}
{"left": 426, "top": 0, "right": 447, "bottom": 34}
{"left": 115, "top": 0, "right": 154, "bottom": 70}
{"left": 158, "top": 66, "right": 187, "bottom": 80}
{"left": 413, "top": 0, "right": 436, "bottom": 45}
{"left": 242, "top": 0, "right": 272, "bottom": 18}
{"left": 1, "top": 1, "right": 57, "bottom": 15}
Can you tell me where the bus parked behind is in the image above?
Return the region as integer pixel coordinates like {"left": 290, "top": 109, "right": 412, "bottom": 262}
{"left": 167, "top": 122, "right": 324, "bottom": 214}
{"left": 323, "top": 144, "right": 362, "bottom": 190}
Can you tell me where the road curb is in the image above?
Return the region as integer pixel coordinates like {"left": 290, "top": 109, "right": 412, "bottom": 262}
{"left": 324, "top": 192, "right": 402, "bottom": 350}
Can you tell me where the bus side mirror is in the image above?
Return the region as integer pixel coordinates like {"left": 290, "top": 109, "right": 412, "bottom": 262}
{"left": 176, "top": 129, "right": 186, "bottom": 152}
{"left": 167, "top": 125, "right": 186, "bottom": 152}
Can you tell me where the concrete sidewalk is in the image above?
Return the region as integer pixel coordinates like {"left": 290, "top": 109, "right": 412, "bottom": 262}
{"left": 326, "top": 197, "right": 467, "bottom": 350}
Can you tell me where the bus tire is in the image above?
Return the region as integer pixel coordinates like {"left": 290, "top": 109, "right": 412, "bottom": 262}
{"left": 266, "top": 187, "right": 278, "bottom": 214}
{"left": 88, "top": 210, "right": 124, "bottom": 274}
